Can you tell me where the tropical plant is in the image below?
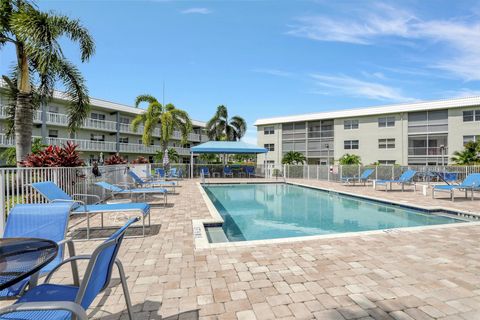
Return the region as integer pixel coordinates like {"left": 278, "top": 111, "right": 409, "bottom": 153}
{"left": 206, "top": 105, "right": 246, "bottom": 141}
{"left": 20, "top": 141, "right": 84, "bottom": 167}
{"left": 131, "top": 156, "right": 149, "bottom": 164}
{"left": 154, "top": 148, "right": 179, "bottom": 164}
{"left": 104, "top": 154, "right": 127, "bottom": 165}
{"left": 338, "top": 153, "right": 362, "bottom": 165}
{"left": 0, "top": 138, "right": 46, "bottom": 166}
{"left": 199, "top": 153, "right": 219, "bottom": 164}
{"left": 232, "top": 153, "right": 255, "bottom": 163}
{"left": 451, "top": 141, "right": 480, "bottom": 165}
{"left": 132, "top": 95, "right": 192, "bottom": 169}
{"left": 0, "top": 0, "right": 95, "bottom": 163}
{"left": 282, "top": 151, "right": 306, "bottom": 165}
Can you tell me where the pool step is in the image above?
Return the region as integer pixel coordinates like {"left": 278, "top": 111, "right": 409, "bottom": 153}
{"left": 206, "top": 226, "right": 229, "bottom": 243}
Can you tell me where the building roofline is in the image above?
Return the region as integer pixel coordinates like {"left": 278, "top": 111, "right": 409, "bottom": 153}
{"left": 0, "top": 80, "right": 207, "bottom": 127}
{"left": 254, "top": 96, "right": 480, "bottom": 126}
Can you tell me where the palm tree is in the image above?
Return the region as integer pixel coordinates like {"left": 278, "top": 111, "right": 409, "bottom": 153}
{"left": 282, "top": 151, "right": 306, "bottom": 165}
{"left": 338, "top": 153, "right": 362, "bottom": 165}
{"left": 154, "top": 147, "right": 179, "bottom": 164}
{"left": 451, "top": 141, "right": 480, "bottom": 165}
{"left": 132, "top": 94, "right": 192, "bottom": 169}
{"left": 1, "top": 0, "right": 95, "bottom": 163}
{"left": 206, "top": 105, "right": 246, "bottom": 141}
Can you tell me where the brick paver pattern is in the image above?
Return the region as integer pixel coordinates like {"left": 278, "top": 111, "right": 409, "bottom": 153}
{"left": 2, "top": 178, "right": 480, "bottom": 320}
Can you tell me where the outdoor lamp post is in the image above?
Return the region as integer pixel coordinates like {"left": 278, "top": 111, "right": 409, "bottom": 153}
{"left": 440, "top": 144, "right": 445, "bottom": 166}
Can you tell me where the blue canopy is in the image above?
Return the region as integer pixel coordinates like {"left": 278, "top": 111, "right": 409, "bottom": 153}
{"left": 191, "top": 141, "right": 268, "bottom": 154}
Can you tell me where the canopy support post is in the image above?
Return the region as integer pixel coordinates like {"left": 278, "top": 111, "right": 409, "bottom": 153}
{"left": 190, "top": 152, "right": 194, "bottom": 179}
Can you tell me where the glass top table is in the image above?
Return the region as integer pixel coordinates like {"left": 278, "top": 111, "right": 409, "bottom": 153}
{"left": 0, "top": 238, "right": 58, "bottom": 290}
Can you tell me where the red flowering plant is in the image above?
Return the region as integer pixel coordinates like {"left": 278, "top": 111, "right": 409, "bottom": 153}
{"left": 104, "top": 154, "right": 127, "bottom": 165}
{"left": 20, "top": 141, "right": 84, "bottom": 167}
{"left": 131, "top": 156, "right": 149, "bottom": 164}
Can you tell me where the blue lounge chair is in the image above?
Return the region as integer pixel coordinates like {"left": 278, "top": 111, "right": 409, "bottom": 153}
{"left": 245, "top": 166, "right": 255, "bottom": 178}
{"left": 0, "top": 203, "right": 78, "bottom": 298}
{"left": 31, "top": 181, "right": 150, "bottom": 239}
{"left": 223, "top": 166, "right": 233, "bottom": 178}
{"left": 432, "top": 173, "right": 480, "bottom": 201}
{"left": 155, "top": 168, "right": 166, "bottom": 178}
{"left": 128, "top": 170, "right": 176, "bottom": 192}
{"left": 375, "top": 169, "right": 417, "bottom": 192}
{"left": 200, "top": 167, "right": 210, "bottom": 178}
{"left": 0, "top": 218, "right": 138, "bottom": 320}
{"left": 342, "top": 168, "right": 375, "bottom": 186}
{"left": 95, "top": 181, "right": 168, "bottom": 205}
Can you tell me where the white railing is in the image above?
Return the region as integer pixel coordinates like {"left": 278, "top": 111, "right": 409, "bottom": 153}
{"left": 119, "top": 143, "right": 158, "bottom": 154}
{"left": 45, "top": 137, "right": 118, "bottom": 152}
{"left": 0, "top": 164, "right": 129, "bottom": 234}
{"left": 283, "top": 164, "right": 480, "bottom": 183}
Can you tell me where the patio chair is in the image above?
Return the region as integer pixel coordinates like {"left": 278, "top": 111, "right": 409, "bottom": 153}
{"left": 95, "top": 181, "right": 168, "bottom": 205}
{"left": 31, "top": 181, "right": 150, "bottom": 239}
{"left": 432, "top": 173, "right": 480, "bottom": 201}
{"left": 0, "top": 218, "right": 138, "bottom": 320}
{"left": 200, "top": 167, "right": 210, "bottom": 178}
{"left": 223, "top": 166, "right": 233, "bottom": 178}
{"left": 155, "top": 168, "right": 166, "bottom": 178}
{"left": 128, "top": 170, "right": 176, "bottom": 192}
{"left": 0, "top": 203, "right": 78, "bottom": 298}
{"left": 245, "top": 166, "right": 255, "bottom": 178}
{"left": 342, "top": 168, "right": 375, "bottom": 186}
{"left": 374, "top": 169, "right": 417, "bottom": 192}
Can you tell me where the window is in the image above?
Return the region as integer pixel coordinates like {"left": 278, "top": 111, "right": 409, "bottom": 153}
{"left": 91, "top": 112, "right": 105, "bottom": 121}
{"left": 48, "top": 106, "right": 59, "bottom": 113}
{"left": 344, "top": 140, "right": 359, "bottom": 149}
{"left": 119, "top": 137, "right": 128, "bottom": 143}
{"left": 90, "top": 134, "right": 105, "bottom": 142}
{"left": 119, "top": 117, "right": 130, "bottom": 124}
{"left": 378, "top": 138, "right": 395, "bottom": 149}
{"left": 463, "top": 135, "right": 480, "bottom": 145}
{"left": 463, "top": 110, "right": 480, "bottom": 122}
{"left": 48, "top": 129, "right": 58, "bottom": 138}
{"left": 264, "top": 126, "right": 274, "bottom": 135}
{"left": 344, "top": 119, "right": 359, "bottom": 130}
{"left": 264, "top": 144, "right": 275, "bottom": 151}
{"left": 378, "top": 160, "right": 396, "bottom": 165}
{"left": 378, "top": 116, "right": 395, "bottom": 128}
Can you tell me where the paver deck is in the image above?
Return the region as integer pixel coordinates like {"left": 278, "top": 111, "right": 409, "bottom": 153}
{"left": 2, "top": 179, "right": 480, "bottom": 320}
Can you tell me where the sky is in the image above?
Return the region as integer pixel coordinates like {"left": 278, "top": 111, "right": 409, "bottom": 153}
{"left": 2, "top": 0, "right": 480, "bottom": 144}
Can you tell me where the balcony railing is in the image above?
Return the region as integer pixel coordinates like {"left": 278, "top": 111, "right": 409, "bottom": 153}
{"left": 408, "top": 147, "right": 448, "bottom": 156}
{"left": 45, "top": 137, "right": 117, "bottom": 152}
{"left": 0, "top": 105, "right": 205, "bottom": 145}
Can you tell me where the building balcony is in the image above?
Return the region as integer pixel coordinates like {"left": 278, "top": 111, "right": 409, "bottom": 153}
{"left": 0, "top": 105, "right": 205, "bottom": 142}
{"left": 0, "top": 134, "right": 193, "bottom": 156}
{"left": 408, "top": 147, "right": 448, "bottom": 156}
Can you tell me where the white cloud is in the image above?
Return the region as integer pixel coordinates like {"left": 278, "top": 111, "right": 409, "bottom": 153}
{"left": 443, "top": 88, "right": 480, "bottom": 98}
{"left": 180, "top": 8, "right": 211, "bottom": 15}
{"left": 309, "top": 74, "right": 414, "bottom": 102}
{"left": 252, "top": 68, "right": 292, "bottom": 77}
{"left": 287, "top": 4, "right": 480, "bottom": 80}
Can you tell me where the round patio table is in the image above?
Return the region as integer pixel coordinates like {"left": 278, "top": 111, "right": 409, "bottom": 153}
{"left": 0, "top": 238, "right": 58, "bottom": 290}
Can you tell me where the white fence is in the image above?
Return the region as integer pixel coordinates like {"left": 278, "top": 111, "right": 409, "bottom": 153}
{"left": 283, "top": 164, "right": 480, "bottom": 183}
{"left": 0, "top": 164, "right": 130, "bottom": 233}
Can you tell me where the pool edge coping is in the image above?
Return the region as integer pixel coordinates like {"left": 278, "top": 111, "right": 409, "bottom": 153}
{"left": 193, "top": 181, "right": 480, "bottom": 250}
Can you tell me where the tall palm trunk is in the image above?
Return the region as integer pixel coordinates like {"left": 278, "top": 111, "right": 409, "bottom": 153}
{"left": 15, "top": 50, "right": 33, "bottom": 163}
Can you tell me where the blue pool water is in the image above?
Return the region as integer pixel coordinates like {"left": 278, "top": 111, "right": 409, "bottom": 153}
{"left": 203, "top": 183, "right": 464, "bottom": 242}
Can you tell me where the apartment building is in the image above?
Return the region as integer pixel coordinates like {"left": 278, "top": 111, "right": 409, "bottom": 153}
{"left": 0, "top": 88, "right": 207, "bottom": 164}
{"left": 255, "top": 97, "right": 480, "bottom": 166}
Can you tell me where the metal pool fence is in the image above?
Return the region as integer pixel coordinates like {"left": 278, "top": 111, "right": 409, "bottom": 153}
{"left": 1, "top": 162, "right": 480, "bottom": 233}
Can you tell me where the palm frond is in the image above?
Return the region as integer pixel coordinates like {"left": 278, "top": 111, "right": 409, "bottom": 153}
{"left": 229, "top": 116, "right": 246, "bottom": 140}
{"left": 131, "top": 114, "right": 146, "bottom": 133}
{"left": 46, "top": 13, "right": 95, "bottom": 62}
{"left": 134, "top": 94, "right": 157, "bottom": 108}
{"left": 53, "top": 57, "right": 90, "bottom": 131}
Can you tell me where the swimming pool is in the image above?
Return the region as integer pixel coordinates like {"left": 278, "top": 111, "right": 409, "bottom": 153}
{"left": 203, "top": 183, "right": 465, "bottom": 242}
